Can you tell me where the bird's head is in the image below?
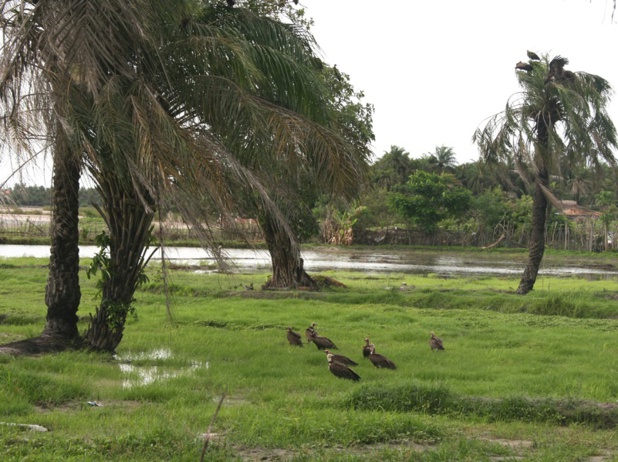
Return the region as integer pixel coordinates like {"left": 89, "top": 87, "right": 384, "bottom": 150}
{"left": 364, "top": 337, "right": 370, "bottom": 344}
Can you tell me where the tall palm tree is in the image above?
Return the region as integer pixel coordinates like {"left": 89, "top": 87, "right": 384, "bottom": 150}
{"left": 474, "top": 53, "right": 617, "bottom": 294}
{"left": 174, "top": 7, "right": 370, "bottom": 291}
{"left": 0, "top": 0, "right": 206, "bottom": 350}
{"left": 80, "top": 2, "right": 369, "bottom": 346}
{"left": 1, "top": 1, "right": 370, "bottom": 350}
{"left": 0, "top": 0, "right": 158, "bottom": 344}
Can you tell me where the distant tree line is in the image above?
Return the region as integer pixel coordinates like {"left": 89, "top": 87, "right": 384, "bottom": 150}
{"left": 316, "top": 143, "right": 618, "bottom": 253}
{"left": 4, "top": 184, "right": 101, "bottom": 208}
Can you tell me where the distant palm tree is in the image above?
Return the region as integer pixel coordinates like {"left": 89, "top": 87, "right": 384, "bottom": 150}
{"left": 372, "top": 146, "right": 413, "bottom": 190}
{"left": 474, "top": 53, "right": 617, "bottom": 294}
{"left": 427, "top": 145, "right": 457, "bottom": 174}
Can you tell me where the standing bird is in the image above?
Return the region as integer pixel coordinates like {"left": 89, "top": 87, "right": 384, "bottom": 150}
{"left": 324, "top": 349, "right": 358, "bottom": 367}
{"left": 367, "top": 344, "right": 397, "bottom": 370}
{"left": 362, "top": 337, "right": 373, "bottom": 359}
{"left": 429, "top": 331, "right": 445, "bottom": 351}
{"left": 286, "top": 327, "right": 303, "bottom": 347}
{"left": 308, "top": 330, "right": 338, "bottom": 350}
{"left": 527, "top": 50, "right": 541, "bottom": 61}
{"left": 326, "top": 351, "right": 360, "bottom": 381}
{"left": 305, "top": 322, "right": 318, "bottom": 344}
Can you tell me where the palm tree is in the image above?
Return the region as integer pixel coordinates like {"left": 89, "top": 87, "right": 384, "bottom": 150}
{"left": 427, "top": 145, "right": 458, "bottom": 174}
{"left": 81, "top": 2, "right": 369, "bottom": 345}
{"left": 372, "top": 146, "right": 413, "bottom": 190}
{"left": 0, "top": 0, "right": 154, "bottom": 345}
{"left": 474, "top": 53, "right": 617, "bottom": 294}
{"left": 0, "top": 1, "right": 202, "bottom": 350}
{"left": 177, "top": 8, "right": 370, "bottom": 291}
{"left": 1, "top": 1, "right": 370, "bottom": 351}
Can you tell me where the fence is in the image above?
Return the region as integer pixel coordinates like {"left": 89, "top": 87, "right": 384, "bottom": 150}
{"left": 353, "top": 220, "right": 618, "bottom": 252}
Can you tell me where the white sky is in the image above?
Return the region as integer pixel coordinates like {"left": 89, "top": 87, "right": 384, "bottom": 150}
{"left": 2, "top": 0, "right": 616, "bottom": 187}
{"left": 301, "top": 0, "right": 618, "bottom": 164}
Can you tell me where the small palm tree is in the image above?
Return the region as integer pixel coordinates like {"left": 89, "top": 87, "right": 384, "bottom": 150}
{"left": 474, "top": 52, "right": 617, "bottom": 294}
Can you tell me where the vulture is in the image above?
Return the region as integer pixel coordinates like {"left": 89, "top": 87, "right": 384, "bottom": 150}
{"left": 324, "top": 349, "right": 358, "bottom": 367}
{"left": 286, "top": 327, "right": 303, "bottom": 347}
{"left": 305, "top": 322, "right": 318, "bottom": 344}
{"left": 367, "top": 344, "right": 397, "bottom": 370}
{"left": 309, "top": 330, "right": 338, "bottom": 350}
{"left": 326, "top": 351, "right": 361, "bottom": 381}
{"left": 515, "top": 61, "right": 533, "bottom": 72}
{"left": 362, "top": 338, "right": 373, "bottom": 359}
{"left": 545, "top": 56, "right": 574, "bottom": 84}
{"left": 527, "top": 50, "right": 541, "bottom": 61}
{"left": 429, "top": 331, "right": 445, "bottom": 351}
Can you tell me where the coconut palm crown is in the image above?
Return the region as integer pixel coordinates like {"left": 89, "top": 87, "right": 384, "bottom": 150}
{"left": 474, "top": 52, "right": 617, "bottom": 294}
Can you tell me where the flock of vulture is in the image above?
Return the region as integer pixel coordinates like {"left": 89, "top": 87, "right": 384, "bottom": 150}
{"left": 286, "top": 323, "right": 445, "bottom": 381}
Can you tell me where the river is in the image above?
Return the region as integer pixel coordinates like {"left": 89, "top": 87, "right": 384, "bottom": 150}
{"left": 1, "top": 244, "right": 617, "bottom": 279}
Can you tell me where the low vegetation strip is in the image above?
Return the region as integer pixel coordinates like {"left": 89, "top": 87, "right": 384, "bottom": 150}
{"left": 347, "top": 383, "right": 618, "bottom": 429}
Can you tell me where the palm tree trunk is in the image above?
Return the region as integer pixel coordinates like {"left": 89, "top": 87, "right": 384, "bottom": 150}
{"left": 517, "top": 169, "right": 549, "bottom": 295}
{"left": 42, "top": 136, "right": 81, "bottom": 341}
{"left": 258, "top": 212, "right": 317, "bottom": 290}
{"left": 83, "top": 181, "right": 155, "bottom": 352}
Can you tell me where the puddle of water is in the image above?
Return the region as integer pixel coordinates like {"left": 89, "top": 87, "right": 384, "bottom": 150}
{"left": 115, "top": 348, "right": 208, "bottom": 389}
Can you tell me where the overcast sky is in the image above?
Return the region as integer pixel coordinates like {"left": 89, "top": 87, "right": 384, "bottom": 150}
{"left": 301, "top": 0, "right": 618, "bottom": 164}
{"left": 2, "top": 1, "right": 617, "bottom": 187}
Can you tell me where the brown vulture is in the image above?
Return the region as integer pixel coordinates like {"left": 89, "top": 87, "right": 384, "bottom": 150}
{"left": 545, "top": 56, "right": 572, "bottom": 84}
{"left": 309, "top": 331, "right": 338, "bottom": 350}
{"left": 367, "top": 344, "right": 397, "bottom": 370}
{"left": 286, "top": 327, "right": 303, "bottom": 347}
{"left": 326, "top": 352, "right": 361, "bottom": 381}
{"left": 515, "top": 61, "right": 533, "bottom": 72}
{"left": 305, "top": 322, "right": 317, "bottom": 344}
{"left": 429, "top": 331, "right": 445, "bottom": 351}
{"left": 362, "top": 338, "right": 373, "bottom": 359}
{"left": 527, "top": 50, "right": 541, "bottom": 61}
{"left": 324, "top": 349, "right": 358, "bottom": 367}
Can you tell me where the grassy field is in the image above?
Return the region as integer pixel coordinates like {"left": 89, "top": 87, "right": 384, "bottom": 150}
{"left": 1, "top": 255, "right": 617, "bottom": 461}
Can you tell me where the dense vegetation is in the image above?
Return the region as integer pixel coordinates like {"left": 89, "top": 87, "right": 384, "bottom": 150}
{"left": 4, "top": 142, "right": 618, "bottom": 254}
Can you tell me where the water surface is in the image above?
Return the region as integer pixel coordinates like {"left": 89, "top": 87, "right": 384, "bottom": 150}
{"left": 1, "top": 244, "right": 616, "bottom": 279}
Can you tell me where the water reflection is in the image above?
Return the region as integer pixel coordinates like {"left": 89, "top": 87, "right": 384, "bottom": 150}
{"left": 1, "top": 244, "right": 617, "bottom": 279}
{"left": 114, "top": 348, "right": 208, "bottom": 389}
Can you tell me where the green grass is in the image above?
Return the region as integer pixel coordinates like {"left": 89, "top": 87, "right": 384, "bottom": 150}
{"left": 1, "top": 256, "right": 618, "bottom": 461}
